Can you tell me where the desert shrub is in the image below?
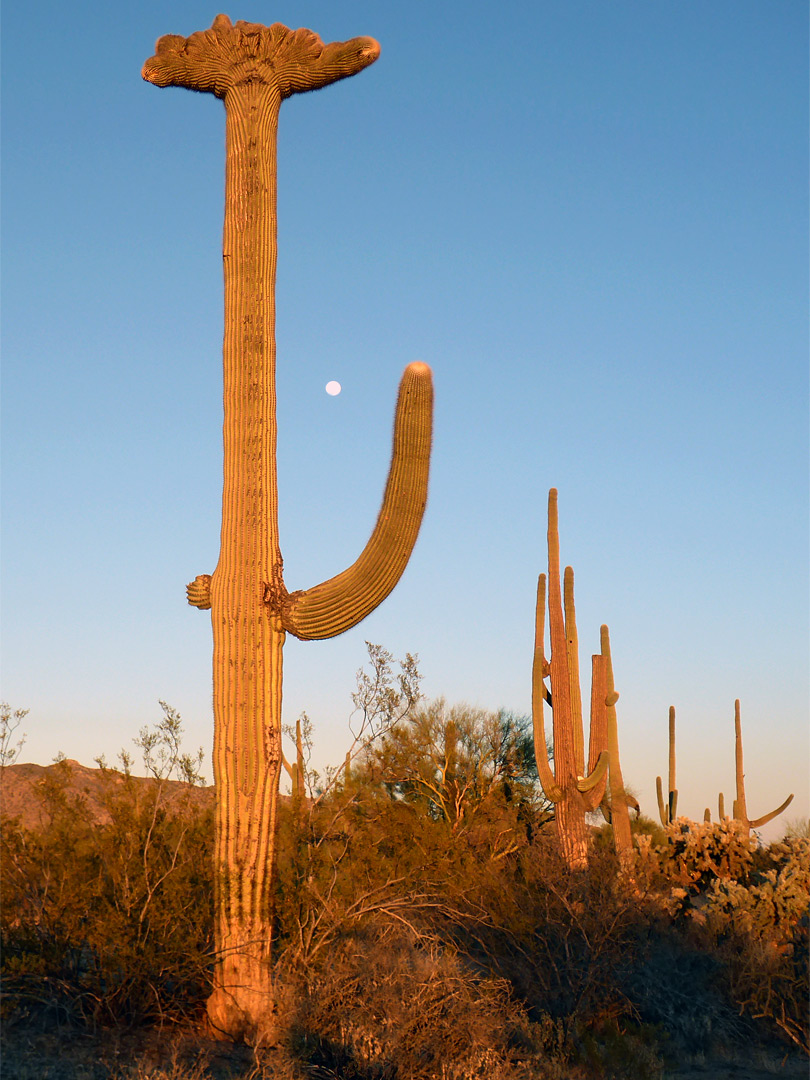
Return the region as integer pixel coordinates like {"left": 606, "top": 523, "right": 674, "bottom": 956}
{"left": 3, "top": 677, "right": 805, "bottom": 1074}
{"left": 697, "top": 837, "right": 810, "bottom": 1053}
{"left": 626, "top": 822, "right": 809, "bottom": 1059}
{"left": 446, "top": 840, "right": 650, "bottom": 1027}
{"left": 1, "top": 706, "right": 214, "bottom": 1030}
{"left": 275, "top": 700, "right": 789, "bottom": 1075}
{"left": 783, "top": 817, "right": 810, "bottom": 839}
{"left": 273, "top": 696, "right": 552, "bottom": 970}
{"left": 633, "top": 817, "right": 758, "bottom": 921}
{"left": 284, "top": 922, "right": 566, "bottom": 1080}
{"left": 363, "top": 701, "right": 547, "bottom": 826}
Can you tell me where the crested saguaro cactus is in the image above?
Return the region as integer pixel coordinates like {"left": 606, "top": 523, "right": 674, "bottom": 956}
{"left": 719, "top": 699, "right": 793, "bottom": 837}
{"left": 531, "top": 489, "right": 609, "bottom": 869}
{"left": 142, "top": 17, "right": 432, "bottom": 1041}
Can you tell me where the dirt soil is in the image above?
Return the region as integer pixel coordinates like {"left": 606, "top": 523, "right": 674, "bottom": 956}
{"left": 1, "top": 1026, "right": 807, "bottom": 1080}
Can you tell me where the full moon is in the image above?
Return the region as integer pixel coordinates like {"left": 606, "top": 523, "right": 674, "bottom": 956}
{"left": 325, "top": 381, "right": 341, "bottom": 396}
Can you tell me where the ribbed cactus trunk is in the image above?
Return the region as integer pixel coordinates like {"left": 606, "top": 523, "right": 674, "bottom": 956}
{"left": 143, "top": 17, "right": 432, "bottom": 1042}
{"left": 205, "top": 83, "right": 284, "bottom": 1037}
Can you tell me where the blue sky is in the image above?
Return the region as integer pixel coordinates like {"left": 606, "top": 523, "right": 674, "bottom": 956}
{"left": 3, "top": 1, "right": 807, "bottom": 838}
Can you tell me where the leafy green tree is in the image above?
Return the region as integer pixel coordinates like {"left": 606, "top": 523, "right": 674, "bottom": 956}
{"left": 361, "top": 701, "right": 552, "bottom": 840}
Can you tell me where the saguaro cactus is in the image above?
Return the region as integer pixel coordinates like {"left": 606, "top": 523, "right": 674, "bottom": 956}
{"left": 719, "top": 699, "right": 793, "bottom": 836}
{"left": 656, "top": 706, "right": 678, "bottom": 826}
{"left": 143, "top": 17, "right": 432, "bottom": 1041}
{"left": 531, "top": 489, "right": 609, "bottom": 869}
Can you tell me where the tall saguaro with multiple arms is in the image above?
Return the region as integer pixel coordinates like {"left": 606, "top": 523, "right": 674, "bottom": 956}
{"left": 531, "top": 489, "right": 610, "bottom": 869}
{"left": 143, "top": 16, "right": 433, "bottom": 1041}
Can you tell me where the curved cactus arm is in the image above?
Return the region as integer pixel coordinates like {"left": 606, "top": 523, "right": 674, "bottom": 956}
{"left": 577, "top": 750, "right": 608, "bottom": 794}
{"left": 656, "top": 775, "right": 668, "bottom": 826}
{"left": 600, "top": 788, "right": 641, "bottom": 820}
{"left": 656, "top": 784, "right": 677, "bottom": 825}
{"left": 563, "top": 567, "right": 585, "bottom": 777}
{"left": 749, "top": 793, "right": 794, "bottom": 831}
{"left": 276, "top": 362, "right": 433, "bottom": 640}
{"left": 531, "top": 572, "right": 563, "bottom": 802}
{"left": 704, "top": 807, "right": 712, "bottom": 823}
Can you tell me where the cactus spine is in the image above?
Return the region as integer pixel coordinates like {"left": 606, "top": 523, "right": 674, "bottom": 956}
{"left": 727, "top": 699, "right": 793, "bottom": 836}
{"left": 656, "top": 706, "right": 678, "bottom": 826}
{"left": 143, "top": 17, "right": 432, "bottom": 1041}
{"left": 531, "top": 489, "right": 609, "bottom": 869}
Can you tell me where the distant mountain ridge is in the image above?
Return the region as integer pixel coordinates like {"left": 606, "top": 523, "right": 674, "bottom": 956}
{"left": 0, "top": 760, "right": 214, "bottom": 831}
